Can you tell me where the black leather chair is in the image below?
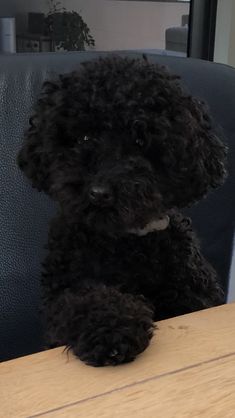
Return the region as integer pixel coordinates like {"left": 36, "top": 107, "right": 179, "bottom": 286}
{"left": 1, "top": 51, "right": 234, "bottom": 362}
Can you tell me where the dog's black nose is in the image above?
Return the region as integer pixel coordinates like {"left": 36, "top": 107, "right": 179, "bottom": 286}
{"left": 89, "top": 185, "right": 113, "bottom": 206}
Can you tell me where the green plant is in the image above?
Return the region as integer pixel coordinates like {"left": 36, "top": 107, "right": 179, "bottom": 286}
{"left": 45, "top": 0, "right": 95, "bottom": 51}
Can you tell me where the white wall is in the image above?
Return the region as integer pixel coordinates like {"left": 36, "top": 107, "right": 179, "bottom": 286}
{"left": 228, "top": 3, "right": 235, "bottom": 67}
{"left": 214, "top": 0, "right": 235, "bottom": 302}
{"left": 214, "top": 0, "right": 235, "bottom": 67}
{"left": 0, "top": 0, "right": 189, "bottom": 50}
{"left": 228, "top": 242, "right": 235, "bottom": 303}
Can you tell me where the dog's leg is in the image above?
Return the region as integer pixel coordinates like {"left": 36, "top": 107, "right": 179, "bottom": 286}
{"left": 154, "top": 216, "right": 225, "bottom": 320}
{"left": 44, "top": 284, "right": 155, "bottom": 366}
{"left": 42, "top": 218, "right": 155, "bottom": 366}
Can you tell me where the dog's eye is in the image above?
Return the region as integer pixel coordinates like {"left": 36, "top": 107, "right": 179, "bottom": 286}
{"left": 132, "top": 120, "right": 148, "bottom": 148}
{"left": 77, "top": 136, "right": 90, "bottom": 144}
{"left": 135, "top": 138, "right": 145, "bottom": 147}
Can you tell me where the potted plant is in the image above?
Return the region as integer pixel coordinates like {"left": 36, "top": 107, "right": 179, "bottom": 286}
{"left": 45, "top": 0, "right": 95, "bottom": 51}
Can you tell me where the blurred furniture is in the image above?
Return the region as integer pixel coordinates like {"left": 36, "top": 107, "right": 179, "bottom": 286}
{"left": 1, "top": 304, "right": 235, "bottom": 417}
{"left": 16, "top": 33, "right": 54, "bottom": 53}
{"left": 0, "top": 17, "right": 16, "bottom": 53}
{"left": 165, "top": 14, "right": 189, "bottom": 54}
{"left": 16, "top": 13, "right": 54, "bottom": 53}
{"left": 0, "top": 51, "right": 234, "bottom": 362}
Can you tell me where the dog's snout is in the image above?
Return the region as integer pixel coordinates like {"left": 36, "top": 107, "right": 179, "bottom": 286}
{"left": 89, "top": 185, "right": 113, "bottom": 206}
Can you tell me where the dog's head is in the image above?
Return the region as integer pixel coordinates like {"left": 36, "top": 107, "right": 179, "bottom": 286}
{"left": 18, "top": 56, "right": 227, "bottom": 235}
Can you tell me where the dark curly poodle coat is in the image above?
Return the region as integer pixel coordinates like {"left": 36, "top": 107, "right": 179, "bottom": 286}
{"left": 18, "top": 56, "right": 227, "bottom": 367}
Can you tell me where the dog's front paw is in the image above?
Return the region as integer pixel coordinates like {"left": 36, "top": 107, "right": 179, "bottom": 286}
{"left": 72, "top": 318, "right": 154, "bottom": 367}
{"left": 70, "top": 291, "right": 155, "bottom": 366}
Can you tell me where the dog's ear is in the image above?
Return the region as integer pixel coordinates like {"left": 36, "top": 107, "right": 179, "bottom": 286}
{"left": 153, "top": 96, "right": 227, "bottom": 208}
{"left": 17, "top": 79, "right": 64, "bottom": 193}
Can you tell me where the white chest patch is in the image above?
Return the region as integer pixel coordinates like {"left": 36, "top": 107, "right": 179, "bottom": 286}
{"left": 127, "top": 215, "right": 170, "bottom": 236}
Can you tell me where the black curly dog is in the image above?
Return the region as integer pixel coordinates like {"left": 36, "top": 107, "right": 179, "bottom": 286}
{"left": 18, "top": 56, "right": 227, "bottom": 367}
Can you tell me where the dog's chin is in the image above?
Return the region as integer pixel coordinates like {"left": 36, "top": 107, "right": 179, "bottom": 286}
{"left": 83, "top": 209, "right": 128, "bottom": 237}
{"left": 83, "top": 206, "right": 162, "bottom": 238}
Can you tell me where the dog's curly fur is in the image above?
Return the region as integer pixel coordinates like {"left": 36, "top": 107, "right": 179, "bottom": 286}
{"left": 18, "top": 56, "right": 227, "bottom": 366}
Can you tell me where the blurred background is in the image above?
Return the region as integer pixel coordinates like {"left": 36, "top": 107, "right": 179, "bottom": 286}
{"left": 0, "top": 0, "right": 233, "bottom": 67}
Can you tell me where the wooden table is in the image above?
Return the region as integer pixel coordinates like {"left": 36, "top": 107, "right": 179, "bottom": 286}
{"left": 1, "top": 303, "right": 235, "bottom": 418}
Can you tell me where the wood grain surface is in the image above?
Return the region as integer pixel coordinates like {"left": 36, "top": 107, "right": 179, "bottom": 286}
{"left": 1, "top": 303, "right": 235, "bottom": 418}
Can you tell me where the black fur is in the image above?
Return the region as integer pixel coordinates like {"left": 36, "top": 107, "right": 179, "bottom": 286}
{"left": 18, "top": 56, "right": 227, "bottom": 366}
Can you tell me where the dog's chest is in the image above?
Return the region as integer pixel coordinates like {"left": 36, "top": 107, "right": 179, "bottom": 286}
{"left": 79, "top": 232, "right": 170, "bottom": 293}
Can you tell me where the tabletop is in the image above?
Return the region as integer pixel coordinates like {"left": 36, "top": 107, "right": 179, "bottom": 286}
{"left": 1, "top": 303, "right": 235, "bottom": 418}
